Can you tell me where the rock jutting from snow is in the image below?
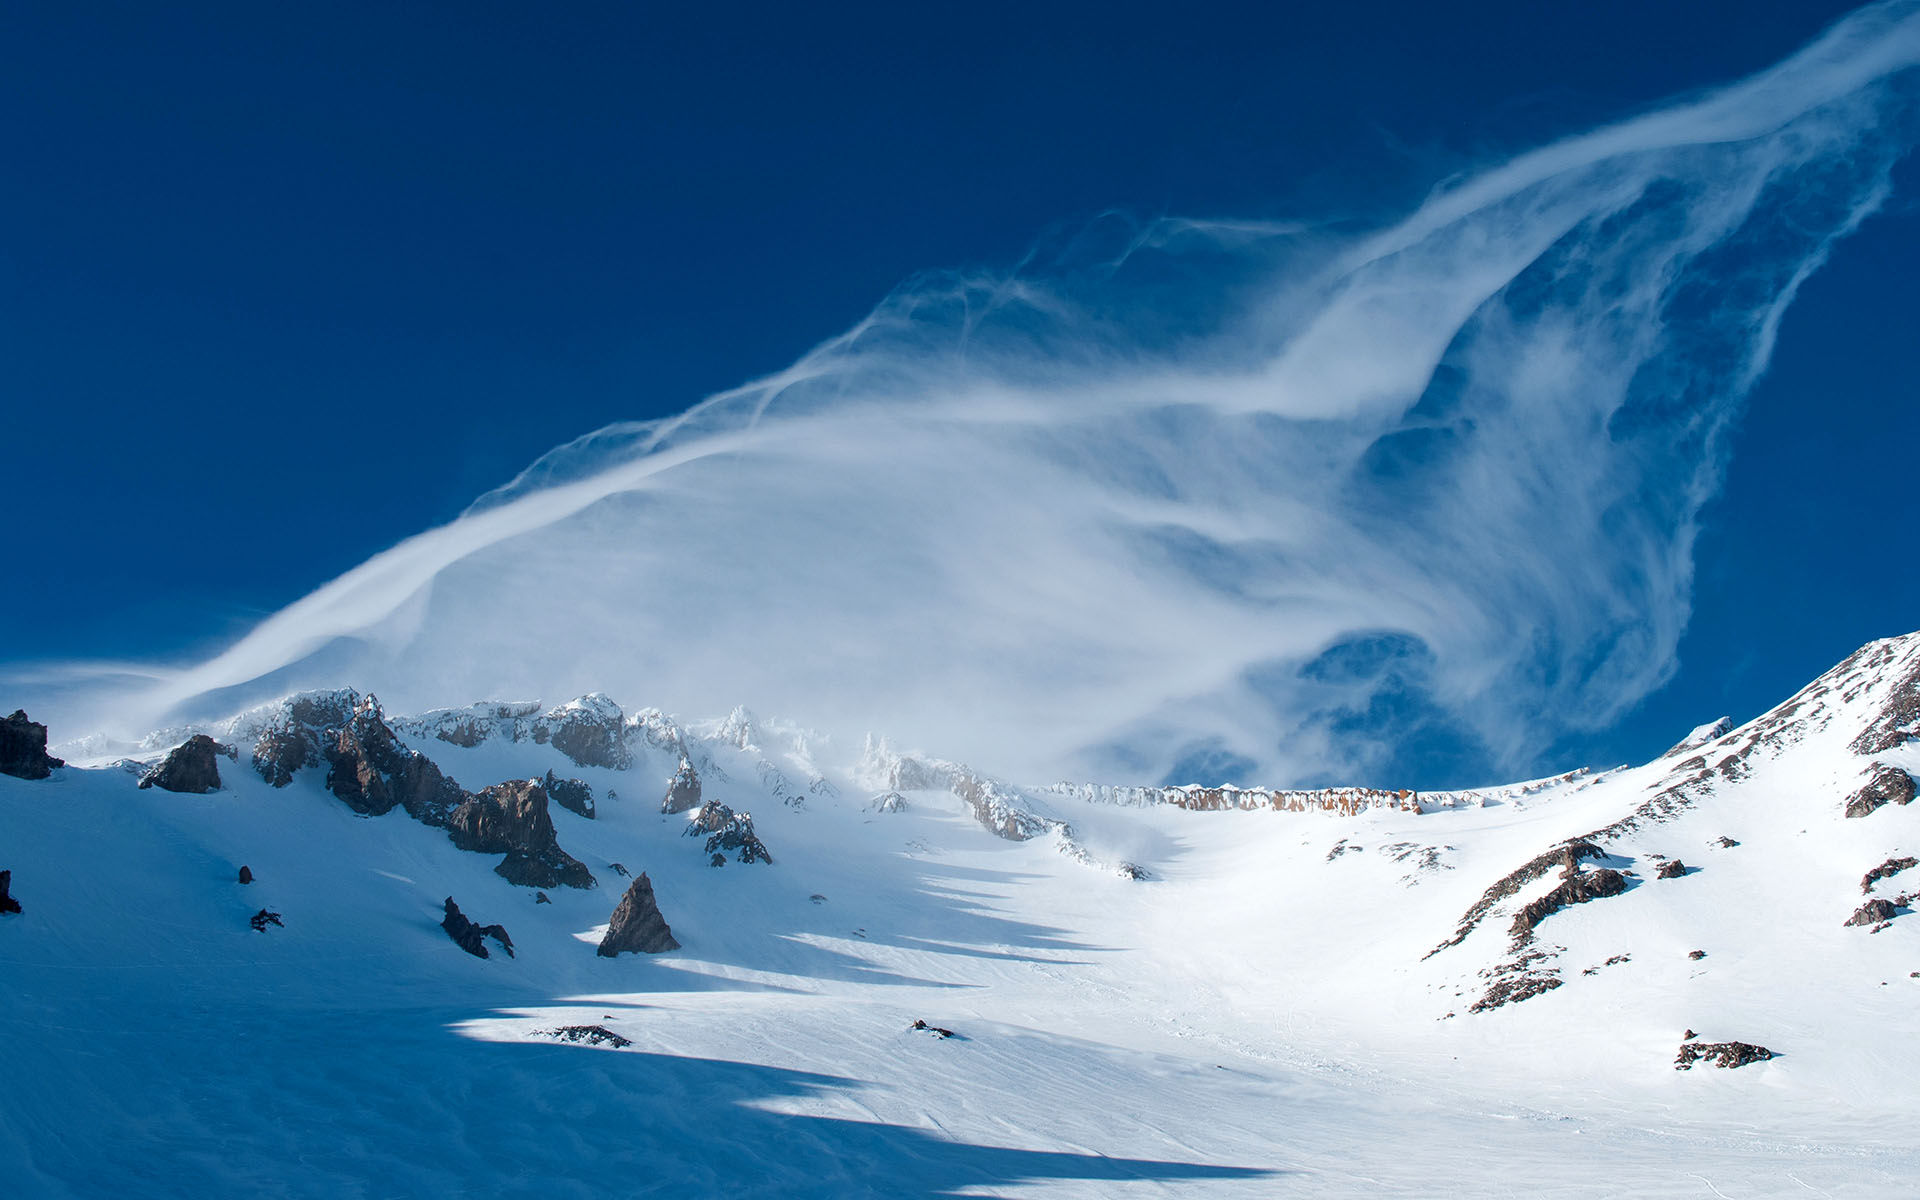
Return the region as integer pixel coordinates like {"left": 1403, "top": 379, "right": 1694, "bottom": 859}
{"left": 245, "top": 694, "right": 598, "bottom": 890}
{"left": 1675, "top": 1040, "right": 1774, "bottom": 1070}
{"left": 1845, "top": 898, "right": 1898, "bottom": 928}
{"left": 1844, "top": 764, "right": 1916, "bottom": 818}
{"left": 1656, "top": 859, "right": 1688, "bottom": 880}
{"left": 542, "top": 770, "right": 595, "bottom": 819}
{"left": 597, "top": 872, "right": 680, "bottom": 956}
{"left": 1, "top": 710, "right": 64, "bottom": 780}
{"left": 685, "top": 802, "right": 772, "bottom": 864}
{"left": 250, "top": 909, "right": 283, "bottom": 932}
{"left": 138, "top": 734, "right": 224, "bottom": 794}
{"left": 446, "top": 779, "right": 596, "bottom": 889}
{"left": 661, "top": 756, "right": 702, "bottom": 814}
{"left": 0, "top": 869, "right": 20, "bottom": 915}
{"left": 867, "top": 791, "right": 908, "bottom": 813}
{"left": 536, "top": 695, "right": 630, "bottom": 770}
{"left": 541, "top": 1025, "right": 632, "bottom": 1048}
{"left": 322, "top": 697, "right": 467, "bottom": 825}
{"left": 440, "top": 897, "right": 515, "bottom": 959}
{"left": 1862, "top": 856, "right": 1918, "bottom": 894}
{"left": 237, "top": 865, "right": 253, "bottom": 885}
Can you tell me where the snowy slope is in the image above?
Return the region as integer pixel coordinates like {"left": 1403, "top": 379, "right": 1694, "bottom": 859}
{"left": 5, "top": 636, "right": 1920, "bottom": 1197}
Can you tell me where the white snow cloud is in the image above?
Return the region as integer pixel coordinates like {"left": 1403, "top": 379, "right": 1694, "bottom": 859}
{"left": 39, "top": 2, "right": 1920, "bottom": 784}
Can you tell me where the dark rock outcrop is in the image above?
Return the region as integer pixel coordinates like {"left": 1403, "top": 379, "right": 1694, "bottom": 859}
{"left": 661, "top": 756, "right": 702, "bottom": 814}
{"left": 251, "top": 690, "right": 361, "bottom": 787}
{"left": 1656, "top": 859, "right": 1688, "bottom": 880}
{"left": 1509, "top": 867, "right": 1627, "bottom": 943}
{"left": 1431, "top": 840, "right": 1606, "bottom": 955}
{"left": 1, "top": 710, "right": 63, "bottom": 780}
{"left": 237, "top": 865, "right": 253, "bottom": 885}
{"left": 685, "top": 802, "right": 772, "bottom": 864}
{"left": 1845, "top": 764, "right": 1915, "bottom": 819}
{"left": 543, "top": 770, "right": 595, "bottom": 819}
{"left": 250, "top": 694, "right": 596, "bottom": 890}
{"left": 1846, "top": 898, "right": 1898, "bottom": 928}
{"left": 1675, "top": 1040, "right": 1773, "bottom": 1070}
{"left": 1688, "top": 949, "right": 1707, "bottom": 960}
{"left": 909, "top": 1020, "right": 955, "bottom": 1039}
{"left": 441, "top": 897, "right": 514, "bottom": 959}
{"left": 597, "top": 872, "right": 679, "bottom": 956}
{"left": 537, "top": 695, "right": 630, "bottom": 770}
{"left": 1862, "top": 856, "right": 1918, "bottom": 894}
{"left": 322, "top": 698, "right": 466, "bottom": 825}
{"left": 0, "top": 869, "right": 20, "bottom": 914}
{"left": 541, "top": 1024, "right": 632, "bottom": 1048}
{"left": 250, "top": 909, "right": 283, "bottom": 932}
{"left": 447, "top": 779, "right": 595, "bottom": 890}
{"left": 138, "top": 735, "right": 224, "bottom": 794}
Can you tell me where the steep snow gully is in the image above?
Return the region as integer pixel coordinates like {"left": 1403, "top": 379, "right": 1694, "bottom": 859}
{"left": 6, "top": 636, "right": 1920, "bottom": 1196}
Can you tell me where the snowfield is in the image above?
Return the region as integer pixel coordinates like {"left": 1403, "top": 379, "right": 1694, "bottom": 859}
{"left": 5, "top": 637, "right": 1920, "bottom": 1197}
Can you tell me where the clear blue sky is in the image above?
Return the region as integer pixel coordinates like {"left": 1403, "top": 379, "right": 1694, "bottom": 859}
{"left": 4, "top": 1, "right": 1915, "bottom": 779}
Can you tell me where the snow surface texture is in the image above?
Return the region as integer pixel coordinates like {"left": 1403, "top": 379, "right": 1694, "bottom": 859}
{"left": 6, "top": 636, "right": 1920, "bottom": 1196}
{"left": 26, "top": 2, "right": 1920, "bottom": 792}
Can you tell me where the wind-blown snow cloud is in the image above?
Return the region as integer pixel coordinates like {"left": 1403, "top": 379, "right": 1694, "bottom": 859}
{"left": 43, "top": 2, "right": 1920, "bottom": 784}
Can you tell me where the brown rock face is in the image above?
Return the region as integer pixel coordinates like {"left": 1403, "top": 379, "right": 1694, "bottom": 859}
{"left": 1508, "top": 867, "right": 1628, "bottom": 942}
{"left": 539, "top": 696, "right": 630, "bottom": 770}
{"left": 1, "top": 710, "right": 64, "bottom": 780}
{"left": 685, "top": 802, "right": 772, "bottom": 865}
{"left": 1675, "top": 1040, "right": 1773, "bottom": 1070}
{"left": 252, "top": 691, "right": 594, "bottom": 888}
{"left": 661, "top": 756, "right": 702, "bottom": 814}
{"left": 1655, "top": 859, "right": 1688, "bottom": 880}
{"left": 1844, "top": 764, "right": 1915, "bottom": 819}
{"left": 138, "top": 735, "right": 224, "bottom": 794}
{"left": 448, "top": 780, "right": 595, "bottom": 889}
{"left": 441, "top": 897, "right": 515, "bottom": 959}
{"left": 0, "top": 869, "right": 20, "bottom": 915}
{"left": 322, "top": 700, "right": 466, "bottom": 825}
{"left": 597, "top": 872, "right": 680, "bottom": 956}
{"left": 543, "top": 770, "right": 595, "bottom": 819}
{"left": 251, "top": 691, "right": 361, "bottom": 787}
{"left": 1845, "top": 898, "right": 1899, "bottom": 928}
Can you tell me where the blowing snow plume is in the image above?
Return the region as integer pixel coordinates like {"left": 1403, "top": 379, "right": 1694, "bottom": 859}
{"left": 46, "top": 2, "right": 1920, "bottom": 786}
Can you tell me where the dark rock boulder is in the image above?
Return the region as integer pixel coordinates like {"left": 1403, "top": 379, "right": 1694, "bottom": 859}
{"left": 1675, "top": 1040, "right": 1773, "bottom": 1070}
{"left": 1656, "top": 859, "right": 1688, "bottom": 880}
{"left": 441, "top": 897, "right": 515, "bottom": 959}
{"left": 543, "top": 770, "right": 595, "bottom": 819}
{"left": 597, "top": 872, "right": 680, "bottom": 956}
{"left": 1688, "top": 949, "right": 1707, "bottom": 960}
{"left": 448, "top": 779, "right": 595, "bottom": 889}
{"left": 661, "top": 756, "right": 702, "bottom": 814}
{"left": 685, "top": 802, "right": 772, "bottom": 864}
{"left": 1844, "top": 764, "right": 1916, "bottom": 819}
{"left": 237, "top": 865, "right": 253, "bottom": 885}
{"left": 0, "top": 869, "right": 20, "bottom": 915}
{"left": 1846, "top": 898, "right": 1899, "bottom": 927}
{"left": 138, "top": 734, "right": 224, "bottom": 794}
{"left": 1, "top": 710, "right": 63, "bottom": 780}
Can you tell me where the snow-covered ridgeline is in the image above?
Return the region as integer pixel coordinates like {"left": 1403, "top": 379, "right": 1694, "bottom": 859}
{"left": 1037, "top": 768, "right": 1598, "bottom": 816}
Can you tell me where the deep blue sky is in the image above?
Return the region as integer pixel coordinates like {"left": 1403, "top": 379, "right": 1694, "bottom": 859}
{"left": 4, "top": 1, "right": 1914, "bottom": 774}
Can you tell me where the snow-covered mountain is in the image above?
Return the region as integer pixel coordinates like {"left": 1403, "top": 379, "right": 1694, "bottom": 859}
{"left": 4, "top": 634, "right": 1920, "bottom": 1196}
